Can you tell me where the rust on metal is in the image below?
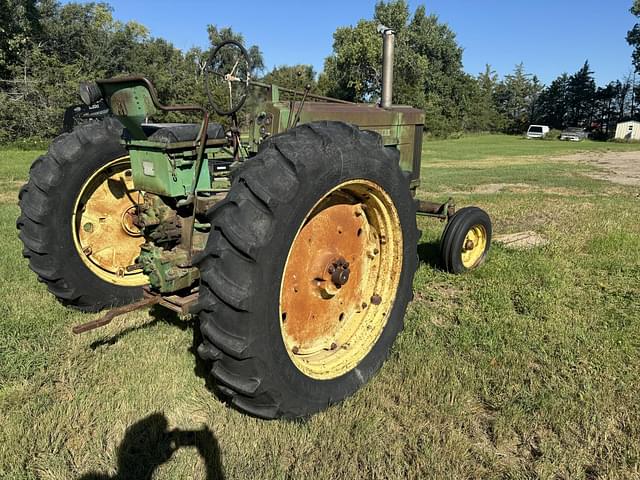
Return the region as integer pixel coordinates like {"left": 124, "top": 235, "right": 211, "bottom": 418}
{"left": 415, "top": 198, "right": 456, "bottom": 220}
{"left": 72, "top": 295, "right": 160, "bottom": 334}
{"left": 73, "top": 157, "right": 147, "bottom": 287}
{"left": 370, "top": 294, "right": 382, "bottom": 305}
{"left": 281, "top": 202, "right": 372, "bottom": 352}
{"left": 144, "top": 288, "right": 199, "bottom": 315}
{"left": 72, "top": 288, "right": 199, "bottom": 334}
{"left": 279, "top": 180, "right": 404, "bottom": 380}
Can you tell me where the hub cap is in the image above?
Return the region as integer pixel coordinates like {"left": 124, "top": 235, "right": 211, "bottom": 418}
{"left": 461, "top": 225, "right": 488, "bottom": 269}
{"left": 72, "top": 157, "right": 147, "bottom": 286}
{"left": 279, "top": 180, "right": 403, "bottom": 380}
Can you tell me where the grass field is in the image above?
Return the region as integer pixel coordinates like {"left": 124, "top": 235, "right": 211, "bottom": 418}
{"left": 1, "top": 135, "right": 639, "bottom": 479}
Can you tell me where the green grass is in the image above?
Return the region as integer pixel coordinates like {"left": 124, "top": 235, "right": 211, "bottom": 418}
{"left": 1, "top": 136, "right": 639, "bottom": 479}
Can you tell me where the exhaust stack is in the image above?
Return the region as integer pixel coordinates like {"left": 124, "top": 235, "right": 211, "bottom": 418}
{"left": 378, "top": 25, "right": 395, "bottom": 109}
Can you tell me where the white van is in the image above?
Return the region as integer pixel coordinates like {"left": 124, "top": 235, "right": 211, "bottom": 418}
{"left": 526, "top": 125, "right": 550, "bottom": 139}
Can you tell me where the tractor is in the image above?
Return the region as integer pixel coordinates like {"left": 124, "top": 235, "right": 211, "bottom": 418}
{"left": 17, "top": 27, "right": 491, "bottom": 419}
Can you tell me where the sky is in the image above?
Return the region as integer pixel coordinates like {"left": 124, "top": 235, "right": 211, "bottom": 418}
{"left": 64, "top": 0, "right": 638, "bottom": 86}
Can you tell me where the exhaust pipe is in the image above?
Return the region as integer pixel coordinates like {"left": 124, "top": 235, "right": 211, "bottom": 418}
{"left": 378, "top": 24, "right": 395, "bottom": 109}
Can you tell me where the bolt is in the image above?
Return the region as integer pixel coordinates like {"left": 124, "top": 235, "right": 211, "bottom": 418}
{"left": 380, "top": 235, "right": 387, "bottom": 245}
{"left": 328, "top": 265, "right": 335, "bottom": 274}
{"left": 82, "top": 246, "right": 92, "bottom": 256}
{"left": 330, "top": 342, "right": 338, "bottom": 350}
{"left": 373, "top": 248, "right": 379, "bottom": 255}
{"left": 83, "top": 222, "right": 93, "bottom": 233}
{"left": 343, "top": 261, "right": 349, "bottom": 269}
{"left": 371, "top": 294, "right": 382, "bottom": 305}
{"left": 124, "top": 170, "right": 132, "bottom": 177}
{"left": 465, "top": 239, "right": 475, "bottom": 251}
{"left": 362, "top": 302, "right": 368, "bottom": 309}
{"left": 292, "top": 346, "right": 300, "bottom": 354}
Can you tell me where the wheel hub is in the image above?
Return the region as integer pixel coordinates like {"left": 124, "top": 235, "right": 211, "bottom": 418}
{"left": 461, "top": 225, "right": 488, "bottom": 268}
{"left": 72, "top": 158, "right": 147, "bottom": 286}
{"left": 279, "top": 180, "right": 403, "bottom": 380}
{"left": 328, "top": 257, "right": 351, "bottom": 288}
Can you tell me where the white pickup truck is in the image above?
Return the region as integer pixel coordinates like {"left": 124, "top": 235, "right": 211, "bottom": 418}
{"left": 526, "top": 125, "right": 550, "bottom": 139}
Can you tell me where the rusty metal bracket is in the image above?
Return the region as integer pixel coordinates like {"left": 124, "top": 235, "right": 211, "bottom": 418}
{"left": 416, "top": 197, "right": 456, "bottom": 221}
{"left": 72, "top": 287, "right": 200, "bottom": 335}
{"left": 72, "top": 296, "right": 160, "bottom": 334}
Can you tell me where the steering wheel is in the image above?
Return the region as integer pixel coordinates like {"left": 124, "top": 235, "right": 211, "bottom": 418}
{"left": 205, "top": 40, "right": 251, "bottom": 116}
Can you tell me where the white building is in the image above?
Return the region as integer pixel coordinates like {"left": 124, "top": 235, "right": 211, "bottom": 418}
{"left": 615, "top": 121, "right": 640, "bottom": 141}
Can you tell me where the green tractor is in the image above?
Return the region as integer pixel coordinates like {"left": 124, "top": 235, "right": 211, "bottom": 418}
{"left": 17, "top": 28, "right": 491, "bottom": 419}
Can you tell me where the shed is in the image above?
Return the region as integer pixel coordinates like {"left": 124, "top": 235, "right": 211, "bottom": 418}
{"left": 615, "top": 121, "right": 640, "bottom": 141}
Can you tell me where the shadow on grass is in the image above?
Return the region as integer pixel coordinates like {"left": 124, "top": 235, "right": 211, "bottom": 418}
{"left": 77, "top": 413, "right": 225, "bottom": 479}
{"left": 417, "top": 240, "right": 442, "bottom": 270}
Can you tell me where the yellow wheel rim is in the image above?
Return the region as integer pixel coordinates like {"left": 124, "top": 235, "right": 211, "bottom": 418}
{"left": 461, "top": 225, "right": 488, "bottom": 269}
{"left": 72, "top": 156, "right": 148, "bottom": 287}
{"left": 279, "top": 180, "right": 403, "bottom": 380}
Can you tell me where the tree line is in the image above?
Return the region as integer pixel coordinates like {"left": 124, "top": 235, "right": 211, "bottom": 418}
{"left": 1, "top": 0, "right": 638, "bottom": 142}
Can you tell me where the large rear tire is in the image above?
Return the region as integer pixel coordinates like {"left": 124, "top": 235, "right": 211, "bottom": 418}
{"left": 17, "top": 118, "right": 147, "bottom": 312}
{"left": 194, "top": 121, "right": 419, "bottom": 419}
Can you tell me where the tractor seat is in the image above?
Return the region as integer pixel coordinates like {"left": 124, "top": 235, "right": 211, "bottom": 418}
{"left": 144, "top": 123, "right": 226, "bottom": 143}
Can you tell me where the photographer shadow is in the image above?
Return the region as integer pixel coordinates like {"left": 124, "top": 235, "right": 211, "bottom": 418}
{"left": 78, "top": 413, "right": 224, "bottom": 480}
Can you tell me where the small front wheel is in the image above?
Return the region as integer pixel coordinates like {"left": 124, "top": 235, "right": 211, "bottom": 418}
{"left": 440, "top": 207, "right": 491, "bottom": 274}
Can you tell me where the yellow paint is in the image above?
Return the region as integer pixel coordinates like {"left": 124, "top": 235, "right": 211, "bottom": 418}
{"left": 461, "top": 225, "right": 488, "bottom": 269}
{"left": 279, "top": 179, "right": 403, "bottom": 380}
{"left": 72, "top": 157, "right": 148, "bottom": 287}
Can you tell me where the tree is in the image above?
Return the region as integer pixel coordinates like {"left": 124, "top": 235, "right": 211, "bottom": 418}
{"left": 206, "top": 25, "right": 264, "bottom": 76}
{"left": 319, "top": 0, "right": 472, "bottom": 136}
{"left": 262, "top": 65, "right": 318, "bottom": 92}
{"left": 494, "top": 63, "right": 541, "bottom": 133}
{"left": 535, "top": 73, "right": 569, "bottom": 129}
{"left": 465, "top": 65, "right": 504, "bottom": 132}
{"left": 627, "top": 0, "right": 640, "bottom": 72}
{"left": 565, "top": 61, "right": 596, "bottom": 127}
{"left": 0, "top": 0, "right": 41, "bottom": 82}
{"left": 0, "top": 1, "right": 264, "bottom": 140}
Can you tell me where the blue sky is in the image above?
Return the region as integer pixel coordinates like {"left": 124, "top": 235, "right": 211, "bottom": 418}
{"left": 66, "top": 0, "right": 637, "bottom": 86}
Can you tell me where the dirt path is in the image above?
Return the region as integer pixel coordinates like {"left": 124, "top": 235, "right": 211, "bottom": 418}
{"left": 556, "top": 151, "right": 640, "bottom": 186}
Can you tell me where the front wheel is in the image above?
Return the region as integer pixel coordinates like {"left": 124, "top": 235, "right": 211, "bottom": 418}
{"left": 440, "top": 207, "right": 492, "bottom": 274}
{"left": 194, "top": 121, "right": 419, "bottom": 419}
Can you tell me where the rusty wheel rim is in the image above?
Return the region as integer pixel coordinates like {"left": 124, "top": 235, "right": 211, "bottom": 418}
{"left": 72, "top": 157, "right": 147, "bottom": 287}
{"left": 279, "top": 179, "right": 403, "bottom": 380}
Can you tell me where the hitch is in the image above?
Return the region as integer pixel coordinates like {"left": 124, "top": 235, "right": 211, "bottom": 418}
{"left": 72, "top": 288, "right": 199, "bottom": 334}
{"left": 416, "top": 198, "right": 455, "bottom": 221}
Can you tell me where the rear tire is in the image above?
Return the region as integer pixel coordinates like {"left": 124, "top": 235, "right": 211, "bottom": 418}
{"left": 194, "top": 121, "right": 419, "bottom": 419}
{"left": 17, "top": 118, "right": 146, "bottom": 312}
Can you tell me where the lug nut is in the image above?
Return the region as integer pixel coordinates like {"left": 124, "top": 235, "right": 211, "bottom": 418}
{"left": 82, "top": 246, "right": 92, "bottom": 256}
{"left": 292, "top": 346, "right": 300, "bottom": 354}
{"left": 330, "top": 342, "right": 338, "bottom": 350}
{"left": 371, "top": 294, "right": 382, "bottom": 305}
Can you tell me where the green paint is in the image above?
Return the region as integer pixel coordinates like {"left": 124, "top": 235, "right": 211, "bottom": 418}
{"left": 128, "top": 144, "right": 212, "bottom": 198}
